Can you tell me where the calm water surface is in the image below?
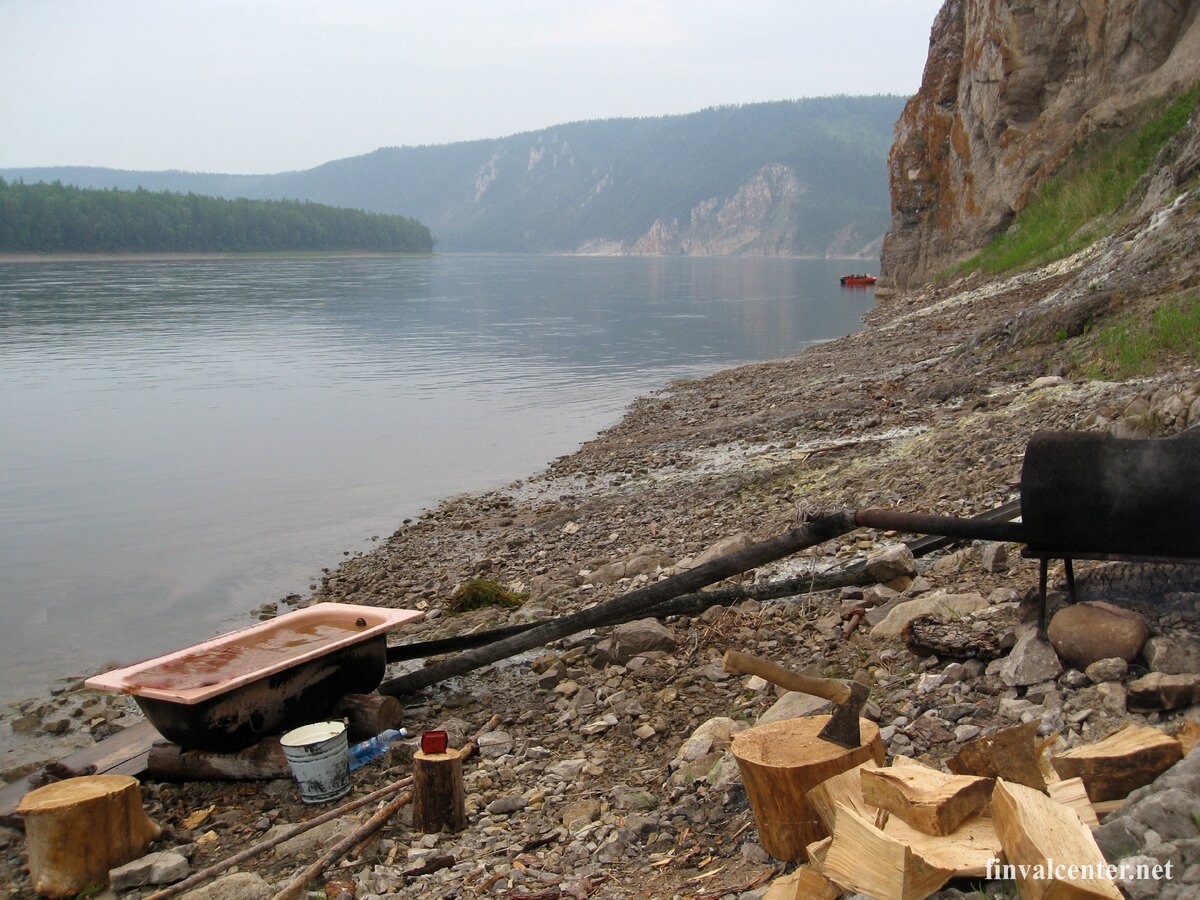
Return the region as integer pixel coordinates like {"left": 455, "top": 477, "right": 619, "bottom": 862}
{"left": 0, "top": 255, "right": 874, "bottom": 705}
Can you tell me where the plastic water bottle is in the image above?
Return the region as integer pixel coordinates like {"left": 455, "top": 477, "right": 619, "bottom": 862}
{"left": 347, "top": 728, "right": 407, "bottom": 771}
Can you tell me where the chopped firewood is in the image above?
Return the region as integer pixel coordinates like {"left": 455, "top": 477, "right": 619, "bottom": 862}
{"left": 1050, "top": 724, "right": 1183, "bottom": 802}
{"left": 806, "top": 759, "right": 880, "bottom": 831}
{"left": 1047, "top": 777, "right": 1099, "bottom": 828}
{"left": 860, "top": 760, "right": 993, "bottom": 836}
{"left": 762, "top": 865, "right": 839, "bottom": 900}
{"left": 18, "top": 775, "right": 162, "bottom": 898}
{"left": 806, "top": 836, "right": 832, "bottom": 872}
{"left": 901, "top": 613, "right": 1003, "bottom": 661}
{"left": 820, "top": 804, "right": 954, "bottom": 900}
{"left": 806, "top": 759, "right": 1001, "bottom": 878}
{"left": 991, "top": 779, "right": 1122, "bottom": 900}
{"left": 947, "top": 720, "right": 1046, "bottom": 791}
{"left": 1175, "top": 720, "right": 1200, "bottom": 755}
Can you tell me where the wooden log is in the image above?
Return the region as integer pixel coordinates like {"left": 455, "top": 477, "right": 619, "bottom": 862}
{"left": 411, "top": 749, "right": 466, "bottom": 833}
{"left": 730, "top": 715, "right": 883, "bottom": 861}
{"left": 146, "top": 739, "right": 292, "bottom": 782}
{"left": 820, "top": 804, "right": 953, "bottom": 900}
{"left": 332, "top": 693, "right": 404, "bottom": 742}
{"left": 379, "top": 511, "right": 858, "bottom": 695}
{"left": 991, "top": 778, "right": 1123, "bottom": 900}
{"left": 806, "top": 759, "right": 1002, "bottom": 879}
{"left": 1050, "top": 724, "right": 1182, "bottom": 802}
{"left": 901, "top": 613, "right": 1003, "bottom": 660}
{"left": 762, "top": 865, "right": 840, "bottom": 900}
{"left": 946, "top": 719, "right": 1046, "bottom": 791}
{"left": 859, "top": 760, "right": 993, "bottom": 836}
{"left": 17, "top": 774, "right": 162, "bottom": 898}
{"left": 1047, "top": 776, "right": 1100, "bottom": 828}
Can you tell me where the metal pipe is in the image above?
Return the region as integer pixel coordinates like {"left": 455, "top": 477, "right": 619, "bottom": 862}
{"left": 854, "top": 508, "right": 1026, "bottom": 543}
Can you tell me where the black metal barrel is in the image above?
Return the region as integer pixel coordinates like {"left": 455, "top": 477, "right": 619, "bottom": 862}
{"left": 1020, "top": 430, "right": 1200, "bottom": 558}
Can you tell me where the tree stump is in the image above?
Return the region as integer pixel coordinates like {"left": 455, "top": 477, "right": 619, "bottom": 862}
{"left": 17, "top": 774, "right": 161, "bottom": 898}
{"left": 731, "top": 715, "right": 883, "bottom": 861}
{"left": 411, "top": 750, "right": 466, "bottom": 833}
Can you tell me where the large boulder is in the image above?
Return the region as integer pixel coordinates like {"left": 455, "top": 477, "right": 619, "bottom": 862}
{"left": 1048, "top": 601, "right": 1148, "bottom": 669}
{"left": 608, "top": 618, "right": 677, "bottom": 664}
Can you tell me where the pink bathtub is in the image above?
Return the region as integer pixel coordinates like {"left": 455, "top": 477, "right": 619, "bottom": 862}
{"left": 85, "top": 603, "right": 424, "bottom": 752}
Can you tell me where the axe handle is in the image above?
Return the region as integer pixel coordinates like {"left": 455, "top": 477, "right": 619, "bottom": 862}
{"left": 722, "top": 649, "right": 852, "bottom": 705}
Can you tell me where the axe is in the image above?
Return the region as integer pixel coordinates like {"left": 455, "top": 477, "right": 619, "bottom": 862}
{"left": 722, "top": 649, "right": 869, "bottom": 750}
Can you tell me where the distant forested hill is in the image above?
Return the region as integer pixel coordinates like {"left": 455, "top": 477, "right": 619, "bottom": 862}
{"left": 0, "top": 179, "right": 433, "bottom": 253}
{"left": 2, "top": 97, "right": 905, "bottom": 256}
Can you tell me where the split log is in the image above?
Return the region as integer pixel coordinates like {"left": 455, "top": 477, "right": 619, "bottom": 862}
{"left": 1050, "top": 724, "right": 1182, "bottom": 802}
{"left": 730, "top": 714, "right": 883, "bottom": 861}
{"left": 762, "top": 865, "right": 840, "bottom": 900}
{"left": 806, "top": 759, "right": 1002, "bottom": 878}
{"left": 991, "top": 778, "right": 1122, "bottom": 900}
{"left": 17, "top": 775, "right": 161, "bottom": 898}
{"left": 380, "top": 511, "right": 858, "bottom": 695}
{"left": 901, "top": 613, "right": 1003, "bottom": 661}
{"left": 859, "top": 760, "right": 992, "bottom": 836}
{"left": 820, "top": 804, "right": 953, "bottom": 900}
{"left": 1047, "top": 776, "right": 1100, "bottom": 828}
{"left": 411, "top": 749, "right": 466, "bottom": 833}
{"left": 946, "top": 719, "right": 1046, "bottom": 791}
{"left": 147, "top": 739, "right": 291, "bottom": 782}
{"left": 332, "top": 693, "right": 404, "bottom": 741}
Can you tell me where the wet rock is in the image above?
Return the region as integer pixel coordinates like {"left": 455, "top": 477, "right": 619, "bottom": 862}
{"left": 1048, "top": 601, "right": 1148, "bottom": 669}
{"left": 1144, "top": 634, "right": 1200, "bottom": 674}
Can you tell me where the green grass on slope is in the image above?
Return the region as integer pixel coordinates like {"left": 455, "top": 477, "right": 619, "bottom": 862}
{"left": 965, "top": 84, "right": 1200, "bottom": 275}
{"left": 1083, "top": 292, "right": 1200, "bottom": 379}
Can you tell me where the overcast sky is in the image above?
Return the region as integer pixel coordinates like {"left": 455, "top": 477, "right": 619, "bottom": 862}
{"left": 2, "top": 1, "right": 944, "bottom": 175}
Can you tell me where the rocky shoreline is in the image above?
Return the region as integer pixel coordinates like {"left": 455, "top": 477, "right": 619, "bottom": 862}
{"left": 3, "top": 203, "right": 1200, "bottom": 898}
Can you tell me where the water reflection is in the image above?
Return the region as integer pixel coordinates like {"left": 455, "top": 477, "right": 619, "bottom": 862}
{"left": 0, "top": 254, "right": 873, "bottom": 704}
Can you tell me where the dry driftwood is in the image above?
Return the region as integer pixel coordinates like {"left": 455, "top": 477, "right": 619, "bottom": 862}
{"left": 145, "top": 777, "right": 413, "bottom": 900}
{"left": 333, "top": 693, "right": 404, "bottom": 741}
{"left": 379, "top": 511, "right": 858, "bottom": 695}
{"left": 992, "top": 778, "right": 1122, "bottom": 900}
{"left": 147, "top": 739, "right": 292, "bottom": 782}
{"left": 901, "top": 613, "right": 1004, "bottom": 661}
{"left": 18, "top": 775, "right": 161, "bottom": 898}
{"left": 272, "top": 788, "right": 413, "bottom": 900}
{"left": 1051, "top": 724, "right": 1183, "bottom": 802}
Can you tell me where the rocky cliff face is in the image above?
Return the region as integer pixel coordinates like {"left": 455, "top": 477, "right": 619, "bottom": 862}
{"left": 882, "top": 0, "right": 1200, "bottom": 287}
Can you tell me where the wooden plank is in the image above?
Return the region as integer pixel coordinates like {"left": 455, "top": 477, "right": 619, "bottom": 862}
{"left": 0, "top": 721, "right": 159, "bottom": 828}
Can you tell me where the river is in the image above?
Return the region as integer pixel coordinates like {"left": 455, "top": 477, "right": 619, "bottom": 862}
{"left": 0, "top": 254, "right": 875, "bottom": 705}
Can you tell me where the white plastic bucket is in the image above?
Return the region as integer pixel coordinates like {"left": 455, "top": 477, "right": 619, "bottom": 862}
{"left": 280, "top": 721, "right": 351, "bottom": 804}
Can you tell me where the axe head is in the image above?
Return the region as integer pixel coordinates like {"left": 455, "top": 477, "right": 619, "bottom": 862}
{"left": 817, "top": 680, "right": 869, "bottom": 749}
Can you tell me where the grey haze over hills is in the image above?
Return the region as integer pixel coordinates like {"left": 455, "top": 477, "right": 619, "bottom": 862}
{"left": 2, "top": 97, "right": 906, "bottom": 256}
